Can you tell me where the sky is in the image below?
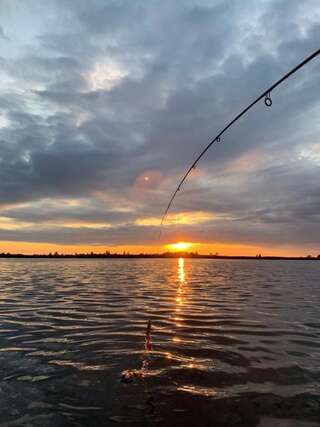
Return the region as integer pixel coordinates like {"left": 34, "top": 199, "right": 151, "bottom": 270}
{"left": 0, "top": 0, "right": 320, "bottom": 256}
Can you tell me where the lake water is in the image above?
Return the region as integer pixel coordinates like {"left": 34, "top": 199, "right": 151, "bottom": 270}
{"left": 0, "top": 258, "right": 319, "bottom": 426}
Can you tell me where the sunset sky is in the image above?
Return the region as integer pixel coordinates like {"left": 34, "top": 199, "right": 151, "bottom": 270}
{"left": 0, "top": 1, "right": 320, "bottom": 256}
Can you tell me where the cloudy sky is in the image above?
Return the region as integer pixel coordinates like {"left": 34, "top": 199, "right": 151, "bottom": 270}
{"left": 0, "top": 0, "right": 320, "bottom": 255}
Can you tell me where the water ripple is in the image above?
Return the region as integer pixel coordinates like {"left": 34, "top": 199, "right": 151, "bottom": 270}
{"left": 0, "top": 258, "right": 319, "bottom": 425}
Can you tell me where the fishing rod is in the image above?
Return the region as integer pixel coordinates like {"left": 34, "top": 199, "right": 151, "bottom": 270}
{"left": 160, "top": 48, "right": 320, "bottom": 234}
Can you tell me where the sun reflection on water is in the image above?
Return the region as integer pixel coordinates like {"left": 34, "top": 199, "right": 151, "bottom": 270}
{"left": 172, "top": 257, "right": 187, "bottom": 342}
{"left": 178, "top": 257, "right": 185, "bottom": 284}
{"left": 176, "top": 257, "right": 186, "bottom": 313}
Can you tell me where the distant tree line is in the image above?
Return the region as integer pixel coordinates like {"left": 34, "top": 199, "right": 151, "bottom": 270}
{"left": 0, "top": 251, "right": 320, "bottom": 260}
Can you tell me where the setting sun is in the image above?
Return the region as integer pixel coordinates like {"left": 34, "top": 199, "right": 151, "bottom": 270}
{"left": 165, "top": 241, "right": 195, "bottom": 252}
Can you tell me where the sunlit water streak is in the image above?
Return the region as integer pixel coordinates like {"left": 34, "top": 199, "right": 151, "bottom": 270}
{"left": 0, "top": 258, "right": 319, "bottom": 426}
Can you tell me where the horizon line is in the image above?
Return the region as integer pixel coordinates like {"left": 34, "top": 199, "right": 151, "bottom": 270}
{"left": 0, "top": 251, "right": 319, "bottom": 260}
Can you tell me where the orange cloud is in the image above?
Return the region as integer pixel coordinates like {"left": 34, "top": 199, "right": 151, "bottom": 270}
{"left": 136, "top": 211, "right": 215, "bottom": 226}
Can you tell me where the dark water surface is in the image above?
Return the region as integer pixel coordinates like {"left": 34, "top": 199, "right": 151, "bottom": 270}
{"left": 0, "top": 258, "right": 319, "bottom": 426}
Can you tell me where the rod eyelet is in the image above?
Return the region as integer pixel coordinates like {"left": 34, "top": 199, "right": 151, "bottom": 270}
{"left": 264, "top": 93, "right": 272, "bottom": 107}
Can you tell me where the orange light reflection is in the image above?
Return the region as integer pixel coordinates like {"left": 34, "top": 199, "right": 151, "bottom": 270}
{"left": 173, "top": 257, "right": 186, "bottom": 342}
{"left": 178, "top": 257, "right": 185, "bottom": 283}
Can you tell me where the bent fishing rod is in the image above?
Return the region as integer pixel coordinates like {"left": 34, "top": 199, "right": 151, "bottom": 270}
{"left": 160, "top": 48, "right": 320, "bottom": 234}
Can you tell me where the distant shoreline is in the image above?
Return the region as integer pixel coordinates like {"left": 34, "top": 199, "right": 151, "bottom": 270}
{"left": 0, "top": 253, "right": 319, "bottom": 260}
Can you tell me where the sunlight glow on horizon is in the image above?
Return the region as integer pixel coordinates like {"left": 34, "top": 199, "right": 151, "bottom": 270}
{"left": 0, "top": 241, "right": 313, "bottom": 258}
{"left": 165, "top": 241, "right": 196, "bottom": 252}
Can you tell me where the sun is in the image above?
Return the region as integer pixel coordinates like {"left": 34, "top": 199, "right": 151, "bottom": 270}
{"left": 165, "top": 241, "right": 194, "bottom": 252}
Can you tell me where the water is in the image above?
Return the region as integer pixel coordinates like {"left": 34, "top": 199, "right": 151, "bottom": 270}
{"left": 0, "top": 258, "right": 319, "bottom": 426}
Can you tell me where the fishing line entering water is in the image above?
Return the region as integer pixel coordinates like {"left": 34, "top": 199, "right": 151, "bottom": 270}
{"left": 121, "top": 319, "right": 152, "bottom": 383}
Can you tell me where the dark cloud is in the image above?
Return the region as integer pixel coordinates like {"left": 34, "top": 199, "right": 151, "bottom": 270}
{"left": 0, "top": 0, "right": 320, "bottom": 251}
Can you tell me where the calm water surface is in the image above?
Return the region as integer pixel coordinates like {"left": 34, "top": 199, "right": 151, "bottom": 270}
{"left": 0, "top": 259, "right": 319, "bottom": 426}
